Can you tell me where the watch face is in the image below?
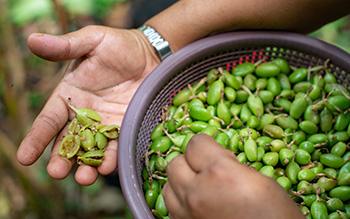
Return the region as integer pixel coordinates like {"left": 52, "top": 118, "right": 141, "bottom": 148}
{"left": 143, "top": 27, "right": 165, "bottom": 46}
{"left": 140, "top": 25, "right": 172, "bottom": 60}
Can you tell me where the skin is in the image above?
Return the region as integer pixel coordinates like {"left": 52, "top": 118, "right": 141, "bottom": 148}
{"left": 147, "top": 0, "right": 350, "bottom": 51}
{"left": 164, "top": 134, "right": 304, "bottom": 219}
{"left": 16, "top": 26, "right": 159, "bottom": 185}
{"left": 16, "top": 1, "right": 349, "bottom": 217}
{"left": 17, "top": 0, "right": 349, "bottom": 185}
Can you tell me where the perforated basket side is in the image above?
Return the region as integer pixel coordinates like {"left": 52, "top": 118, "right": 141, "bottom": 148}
{"left": 119, "top": 31, "right": 350, "bottom": 219}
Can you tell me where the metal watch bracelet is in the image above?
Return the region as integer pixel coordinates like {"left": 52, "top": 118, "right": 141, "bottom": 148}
{"left": 138, "top": 25, "right": 172, "bottom": 61}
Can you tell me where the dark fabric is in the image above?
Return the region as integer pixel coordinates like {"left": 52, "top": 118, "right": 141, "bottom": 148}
{"left": 129, "top": 0, "right": 177, "bottom": 28}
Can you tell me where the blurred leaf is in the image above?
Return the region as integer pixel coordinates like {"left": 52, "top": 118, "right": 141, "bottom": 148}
{"left": 26, "top": 55, "right": 48, "bottom": 69}
{"left": 10, "top": 0, "right": 53, "bottom": 26}
{"left": 93, "top": 0, "right": 126, "bottom": 19}
{"left": 28, "top": 91, "right": 44, "bottom": 110}
{"left": 63, "top": 0, "right": 94, "bottom": 16}
{"left": 0, "top": 191, "right": 10, "bottom": 218}
{"left": 124, "top": 208, "right": 133, "bottom": 219}
{"left": 81, "top": 177, "right": 103, "bottom": 195}
{"left": 310, "top": 16, "right": 350, "bottom": 52}
{"left": 84, "top": 186, "right": 126, "bottom": 214}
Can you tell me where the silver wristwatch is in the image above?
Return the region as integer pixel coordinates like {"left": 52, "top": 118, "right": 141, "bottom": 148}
{"left": 138, "top": 25, "right": 172, "bottom": 61}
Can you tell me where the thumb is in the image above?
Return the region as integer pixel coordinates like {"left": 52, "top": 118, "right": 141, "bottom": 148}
{"left": 185, "top": 134, "right": 236, "bottom": 172}
{"left": 27, "top": 26, "right": 105, "bottom": 61}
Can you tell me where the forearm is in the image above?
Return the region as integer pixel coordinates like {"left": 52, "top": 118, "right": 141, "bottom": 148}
{"left": 146, "top": 0, "right": 350, "bottom": 51}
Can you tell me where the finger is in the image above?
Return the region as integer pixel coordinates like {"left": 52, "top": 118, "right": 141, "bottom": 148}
{"left": 163, "top": 183, "right": 185, "bottom": 219}
{"left": 17, "top": 93, "right": 68, "bottom": 166}
{"left": 185, "top": 134, "right": 234, "bottom": 172}
{"left": 27, "top": 26, "right": 104, "bottom": 61}
{"left": 97, "top": 140, "right": 118, "bottom": 175}
{"left": 167, "top": 155, "right": 196, "bottom": 201}
{"left": 46, "top": 126, "right": 73, "bottom": 179}
{"left": 75, "top": 165, "right": 98, "bottom": 186}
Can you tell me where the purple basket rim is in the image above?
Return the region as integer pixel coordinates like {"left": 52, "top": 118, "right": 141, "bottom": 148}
{"left": 118, "top": 31, "right": 350, "bottom": 219}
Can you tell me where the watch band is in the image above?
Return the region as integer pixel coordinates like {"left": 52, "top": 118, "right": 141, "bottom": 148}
{"left": 138, "top": 25, "right": 172, "bottom": 61}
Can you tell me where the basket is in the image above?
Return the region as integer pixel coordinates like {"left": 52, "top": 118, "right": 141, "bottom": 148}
{"left": 118, "top": 31, "right": 350, "bottom": 219}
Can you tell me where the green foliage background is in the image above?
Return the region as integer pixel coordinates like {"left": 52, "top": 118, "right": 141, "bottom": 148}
{"left": 0, "top": 0, "right": 348, "bottom": 219}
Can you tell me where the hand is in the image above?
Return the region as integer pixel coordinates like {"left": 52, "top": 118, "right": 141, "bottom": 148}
{"left": 163, "top": 134, "right": 304, "bottom": 219}
{"left": 16, "top": 26, "right": 159, "bottom": 185}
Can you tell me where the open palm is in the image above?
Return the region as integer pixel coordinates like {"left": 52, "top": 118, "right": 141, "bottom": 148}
{"left": 16, "top": 26, "right": 159, "bottom": 185}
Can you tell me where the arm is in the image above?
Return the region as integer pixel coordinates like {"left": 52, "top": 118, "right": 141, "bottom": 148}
{"left": 147, "top": 0, "right": 350, "bottom": 51}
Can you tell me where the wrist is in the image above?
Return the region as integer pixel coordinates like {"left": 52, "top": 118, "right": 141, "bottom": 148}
{"left": 129, "top": 29, "right": 161, "bottom": 71}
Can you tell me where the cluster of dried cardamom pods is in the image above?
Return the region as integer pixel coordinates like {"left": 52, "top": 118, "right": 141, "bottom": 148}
{"left": 58, "top": 105, "right": 119, "bottom": 166}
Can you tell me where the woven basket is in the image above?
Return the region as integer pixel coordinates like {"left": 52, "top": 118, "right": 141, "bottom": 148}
{"left": 118, "top": 31, "right": 350, "bottom": 219}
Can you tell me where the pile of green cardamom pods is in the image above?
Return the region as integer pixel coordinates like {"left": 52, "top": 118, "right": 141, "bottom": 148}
{"left": 58, "top": 105, "right": 119, "bottom": 166}
{"left": 143, "top": 58, "right": 350, "bottom": 219}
